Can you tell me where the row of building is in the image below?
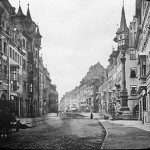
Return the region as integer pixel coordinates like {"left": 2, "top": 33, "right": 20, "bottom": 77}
{"left": 60, "top": 0, "right": 150, "bottom": 124}
{"left": 59, "top": 62, "right": 105, "bottom": 114}
{"left": 0, "top": 0, "right": 58, "bottom": 118}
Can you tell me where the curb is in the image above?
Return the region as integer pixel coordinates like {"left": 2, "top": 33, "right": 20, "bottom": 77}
{"left": 97, "top": 120, "right": 108, "bottom": 149}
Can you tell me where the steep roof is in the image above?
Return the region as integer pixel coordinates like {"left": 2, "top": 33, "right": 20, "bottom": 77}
{"left": 119, "top": 5, "right": 128, "bottom": 33}
{"left": 16, "top": 2, "right": 24, "bottom": 16}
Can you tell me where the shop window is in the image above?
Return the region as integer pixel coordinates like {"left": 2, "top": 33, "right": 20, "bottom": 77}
{"left": 130, "top": 68, "right": 136, "bottom": 78}
{"left": 130, "top": 50, "right": 136, "bottom": 60}
{"left": 130, "top": 85, "right": 137, "bottom": 95}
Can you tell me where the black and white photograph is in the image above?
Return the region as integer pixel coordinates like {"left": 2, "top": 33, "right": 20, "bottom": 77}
{"left": 0, "top": 0, "right": 150, "bottom": 149}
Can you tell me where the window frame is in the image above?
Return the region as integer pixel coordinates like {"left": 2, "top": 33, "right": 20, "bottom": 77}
{"left": 130, "top": 85, "right": 137, "bottom": 96}
{"left": 130, "top": 49, "right": 136, "bottom": 60}
{"left": 130, "top": 67, "right": 137, "bottom": 78}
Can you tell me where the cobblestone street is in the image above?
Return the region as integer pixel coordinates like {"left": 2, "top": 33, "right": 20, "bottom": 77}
{"left": 0, "top": 113, "right": 105, "bottom": 150}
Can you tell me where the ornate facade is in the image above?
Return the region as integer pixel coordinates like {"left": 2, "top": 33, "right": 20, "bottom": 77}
{"left": 0, "top": 0, "right": 58, "bottom": 118}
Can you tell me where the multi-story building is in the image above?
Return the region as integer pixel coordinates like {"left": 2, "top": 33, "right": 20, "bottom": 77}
{"left": 135, "top": 0, "right": 150, "bottom": 124}
{"left": 99, "top": 3, "right": 139, "bottom": 119}
{"left": 60, "top": 62, "right": 105, "bottom": 113}
{"left": 0, "top": 0, "right": 58, "bottom": 118}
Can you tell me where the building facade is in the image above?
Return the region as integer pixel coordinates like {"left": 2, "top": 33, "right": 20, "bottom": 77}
{"left": 0, "top": 0, "right": 58, "bottom": 118}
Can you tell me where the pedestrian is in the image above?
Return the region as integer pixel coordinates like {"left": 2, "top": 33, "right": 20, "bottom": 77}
{"left": 90, "top": 113, "right": 93, "bottom": 119}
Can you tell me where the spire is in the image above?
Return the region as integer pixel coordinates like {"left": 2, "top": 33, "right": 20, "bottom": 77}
{"left": 16, "top": 1, "right": 24, "bottom": 16}
{"left": 26, "top": 3, "right": 32, "bottom": 21}
{"left": 119, "top": 3, "right": 128, "bottom": 32}
{"left": 36, "top": 25, "right": 42, "bottom": 38}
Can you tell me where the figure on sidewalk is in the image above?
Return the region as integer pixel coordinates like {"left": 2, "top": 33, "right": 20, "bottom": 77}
{"left": 90, "top": 113, "right": 93, "bottom": 119}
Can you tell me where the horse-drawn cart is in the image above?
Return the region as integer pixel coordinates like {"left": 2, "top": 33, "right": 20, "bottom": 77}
{"left": 0, "top": 99, "right": 17, "bottom": 138}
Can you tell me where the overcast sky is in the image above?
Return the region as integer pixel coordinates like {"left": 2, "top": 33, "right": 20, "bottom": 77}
{"left": 9, "top": 0, "right": 135, "bottom": 100}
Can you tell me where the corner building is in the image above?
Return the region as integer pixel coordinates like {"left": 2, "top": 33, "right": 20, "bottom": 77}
{"left": 0, "top": 0, "right": 43, "bottom": 117}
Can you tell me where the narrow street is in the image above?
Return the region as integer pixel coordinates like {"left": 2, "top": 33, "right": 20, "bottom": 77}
{"left": 0, "top": 113, "right": 106, "bottom": 150}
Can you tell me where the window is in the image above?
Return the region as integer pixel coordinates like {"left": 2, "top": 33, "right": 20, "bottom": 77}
{"left": 15, "top": 52, "right": 17, "bottom": 62}
{"left": 20, "top": 56, "right": 22, "bottom": 66}
{"left": 23, "top": 59, "right": 26, "bottom": 70}
{"left": 18, "top": 75, "right": 22, "bottom": 84}
{"left": 23, "top": 39, "right": 25, "bottom": 48}
{"left": 130, "top": 85, "right": 137, "bottom": 95}
{"left": 0, "top": 61, "right": 2, "bottom": 75}
{"left": 18, "top": 54, "right": 19, "bottom": 64}
{"left": 4, "top": 41, "right": 7, "bottom": 55}
{"left": 26, "top": 41, "right": 28, "bottom": 50}
{"left": 14, "top": 34, "right": 17, "bottom": 44}
{"left": 0, "top": 39, "right": 2, "bottom": 52}
{"left": 36, "top": 50, "right": 38, "bottom": 58}
{"left": 130, "top": 68, "right": 136, "bottom": 78}
{"left": 140, "top": 59, "right": 146, "bottom": 77}
{"left": 13, "top": 50, "right": 14, "bottom": 60}
{"left": 1, "top": 20, "right": 6, "bottom": 29}
{"left": 130, "top": 50, "right": 136, "bottom": 60}
{"left": 4, "top": 65, "right": 7, "bottom": 77}
{"left": 23, "top": 81, "right": 27, "bottom": 91}
{"left": 10, "top": 47, "right": 12, "bottom": 58}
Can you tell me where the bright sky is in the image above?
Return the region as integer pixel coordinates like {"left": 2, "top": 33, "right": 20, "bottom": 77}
{"left": 9, "top": 0, "right": 135, "bottom": 100}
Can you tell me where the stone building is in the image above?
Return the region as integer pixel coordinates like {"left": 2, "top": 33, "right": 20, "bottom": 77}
{"left": 60, "top": 62, "right": 105, "bottom": 113}
{"left": 135, "top": 0, "right": 150, "bottom": 124}
{"left": 0, "top": 0, "right": 58, "bottom": 118}
{"left": 98, "top": 3, "right": 139, "bottom": 119}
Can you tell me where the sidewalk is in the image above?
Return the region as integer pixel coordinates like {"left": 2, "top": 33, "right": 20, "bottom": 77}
{"left": 92, "top": 113, "right": 150, "bottom": 149}
{"left": 81, "top": 113, "right": 150, "bottom": 149}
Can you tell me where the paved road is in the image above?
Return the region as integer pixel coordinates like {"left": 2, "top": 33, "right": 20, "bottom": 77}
{"left": 0, "top": 113, "right": 105, "bottom": 150}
